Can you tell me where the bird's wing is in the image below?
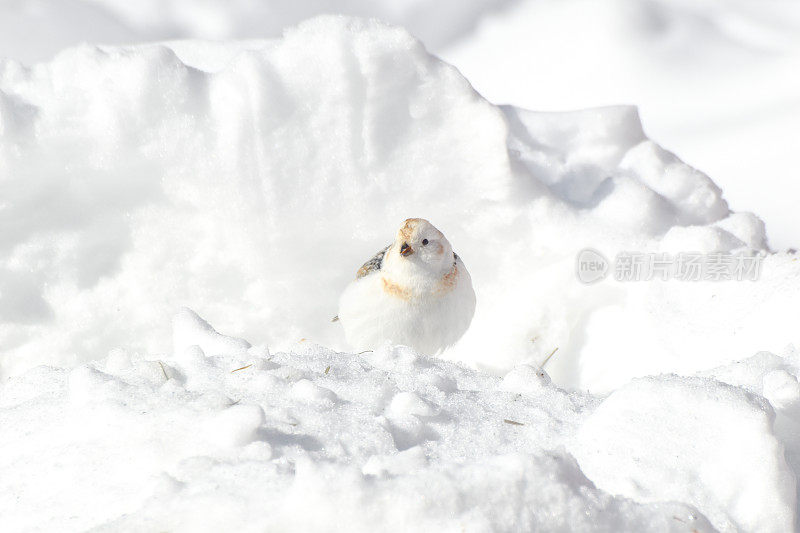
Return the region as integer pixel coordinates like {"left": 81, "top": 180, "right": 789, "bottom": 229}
{"left": 356, "top": 244, "right": 391, "bottom": 279}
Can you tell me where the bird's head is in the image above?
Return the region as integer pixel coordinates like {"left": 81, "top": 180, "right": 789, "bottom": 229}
{"left": 389, "top": 218, "right": 454, "bottom": 276}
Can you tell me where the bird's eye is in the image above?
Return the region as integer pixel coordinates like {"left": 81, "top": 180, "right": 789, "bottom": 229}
{"left": 422, "top": 239, "right": 429, "bottom": 245}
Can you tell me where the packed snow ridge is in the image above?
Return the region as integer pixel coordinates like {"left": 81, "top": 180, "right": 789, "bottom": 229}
{"left": 0, "top": 15, "right": 799, "bottom": 532}
{"left": 3, "top": 308, "right": 796, "bottom": 531}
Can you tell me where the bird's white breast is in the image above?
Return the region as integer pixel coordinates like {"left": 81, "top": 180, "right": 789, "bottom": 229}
{"left": 338, "top": 258, "right": 475, "bottom": 355}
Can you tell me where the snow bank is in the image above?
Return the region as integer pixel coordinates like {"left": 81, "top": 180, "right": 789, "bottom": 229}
{"left": 571, "top": 375, "right": 796, "bottom": 532}
{"left": 1, "top": 16, "right": 798, "bottom": 396}
{"left": 0, "top": 310, "right": 716, "bottom": 531}
{"left": 441, "top": 0, "right": 800, "bottom": 251}
{"left": 2, "top": 0, "right": 797, "bottom": 250}
{"left": 1, "top": 10, "right": 798, "bottom": 533}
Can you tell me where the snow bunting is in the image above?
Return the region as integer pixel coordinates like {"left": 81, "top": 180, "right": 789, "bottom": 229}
{"left": 338, "top": 218, "right": 476, "bottom": 354}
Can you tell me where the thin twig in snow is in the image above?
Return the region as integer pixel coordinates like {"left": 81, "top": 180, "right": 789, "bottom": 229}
{"left": 540, "top": 347, "right": 559, "bottom": 368}
{"left": 158, "top": 361, "right": 169, "bottom": 381}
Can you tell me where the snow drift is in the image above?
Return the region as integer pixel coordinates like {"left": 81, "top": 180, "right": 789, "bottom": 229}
{"left": 2, "top": 308, "right": 781, "bottom": 532}
{"left": 441, "top": 0, "right": 800, "bottom": 251}
{"left": 1, "top": 17, "right": 797, "bottom": 390}
{"left": 1, "top": 15, "right": 800, "bottom": 532}
{"left": 2, "top": 308, "right": 797, "bottom": 531}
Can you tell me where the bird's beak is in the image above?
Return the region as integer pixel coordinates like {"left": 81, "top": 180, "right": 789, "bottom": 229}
{"left": 400, "top": 242, "right": 413, "bottom": 256}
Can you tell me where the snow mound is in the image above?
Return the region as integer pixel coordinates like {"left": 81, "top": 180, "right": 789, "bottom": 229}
{"left": 571, "top": 375, "right": 796, "bottom": 532}
{"left": 441, "top": 0, "right": 800, "bottom": 251}
{"left": 1, "top": 16, "right": 798, "bottom": 393}
{"left": 0, "top": 310, "right": 718, "bottom": 532}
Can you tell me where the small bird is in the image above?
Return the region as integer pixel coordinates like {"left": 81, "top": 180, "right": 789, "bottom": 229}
{"left": 337, "top": 218, "right": 476, "bottom": 355}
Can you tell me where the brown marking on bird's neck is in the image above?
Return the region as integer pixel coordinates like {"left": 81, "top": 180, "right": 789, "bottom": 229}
{"left": 435, "top": 263, "right": 458, "bottom": 295}
{"left": 382, "top": 276, "right": 412, "bottom": 300}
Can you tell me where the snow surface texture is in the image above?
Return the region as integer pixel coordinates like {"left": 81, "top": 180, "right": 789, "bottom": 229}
{"left": 2, "top": 17, "right": 798, "bottom": 390}
{"left": 1, "top": 0, "right": 796, "bottom": 252}
{"left": 1, "top": 15, "right": 799, "bottom": 532}
{"left": 2, "top": 307, "right": 779, "bottom": 532}
{"left": 441, "top": 0, "right": 800, "bottom": 251}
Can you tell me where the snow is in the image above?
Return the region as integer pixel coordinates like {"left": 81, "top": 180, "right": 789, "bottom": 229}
{"left": 571, "top": 375, "right": 796, "bottom": 532}
{"left": 0, "top": 310, "right": 717, "bottom": 532}
{"left": 441, "top": 0, "right": 800, "bottom": 251}
{"left": 0, "top": 7, "right": 798, "bottom": 533}
{"left": 3, "top": 18, "right": 795, "bottom": 390}
{"left": 2, "top": 0, "right": 795, "bottom": 251}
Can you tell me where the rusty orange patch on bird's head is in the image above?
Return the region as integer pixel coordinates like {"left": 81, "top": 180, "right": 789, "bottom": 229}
{"left": 382, "top": 276, "right": 412, "bottom": 300}
{"left": 398, "top": 218, "right": 422, "bottom": 242}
